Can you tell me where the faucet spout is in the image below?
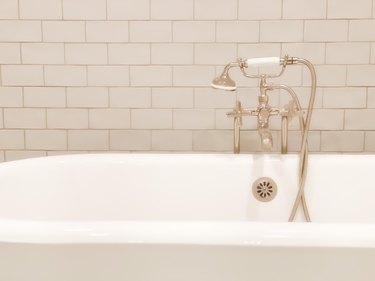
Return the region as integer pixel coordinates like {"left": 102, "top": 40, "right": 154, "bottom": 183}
{"left": 259, "top": 129, "right": 273, "bottom": 151}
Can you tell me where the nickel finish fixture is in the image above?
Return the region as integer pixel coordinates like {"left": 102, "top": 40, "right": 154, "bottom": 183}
{"left": 211, "top": 55, "right": 317, "bottom": 222}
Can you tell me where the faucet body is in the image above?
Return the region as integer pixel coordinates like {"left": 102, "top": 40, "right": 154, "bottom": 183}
{"left": 218, "top": 55, "right": 317, "bottom": 222}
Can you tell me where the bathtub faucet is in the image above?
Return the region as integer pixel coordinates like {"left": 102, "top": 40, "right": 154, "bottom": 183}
{"left": 211, "top": 55, "right": 317, "bottom": 223}
{"left": 254, "top": 75, "right": 280, "bottom": 151}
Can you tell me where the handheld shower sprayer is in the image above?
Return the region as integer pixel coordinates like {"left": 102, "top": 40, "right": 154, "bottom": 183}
{"left": 211, "top": 62, "right": 239, "bottom": 91}
{"left": 211, "top": 56, "right": 287, "bottom": 91}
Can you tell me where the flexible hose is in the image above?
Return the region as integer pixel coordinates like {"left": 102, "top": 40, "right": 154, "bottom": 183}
{"left": 271, "top": 84, "right": 311, "bottom": 221}
{"left": 287, "top": 58, "right": 317, "bottom": 222}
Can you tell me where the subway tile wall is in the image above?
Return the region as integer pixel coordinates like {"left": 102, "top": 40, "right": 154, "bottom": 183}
{"left": 0, "top": 0, "right": 375, "bottom": 161}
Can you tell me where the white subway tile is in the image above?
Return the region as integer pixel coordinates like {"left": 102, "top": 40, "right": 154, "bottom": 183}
{"left": 110, "top": 88, "right": 151, "bottom": 108}
{"left": 345, "top": 109, "right": 375, "bottom": 130}
{"left": 45, "top": 66, "right": 86, "bottom": 86}
{"left": 0, "top": 152, "right": 5, "bottom": 163}
{"left": 371, "top": 43, "right": 375, "bottom": 64}
{"left": 43, "top": 21, "right": 85, "bottom": 42}
{"left": 151, "top": 0, "right": 193, "bottom": 19}
{"left": 0, "top": 130, "right": 24, "bottom": 149}
{"left": 130, "top": 21, "right": 172, "bottom": 42}
{"left": 194, "top": 88, "right": 236, "bottom": 108}
{"left": 151, "top": 44, "right": 193, "bottom": 65}
{"left": 0, "top": 109, "right": 3, "bottom": 128}
{"left": 260, "top": 21, "right": 303, "bottom": 42}
{"left": 282, "top": 43, "right": 325, "bottom": 64}
{"left": 326, "top": 43, "right": 370, "bottom": 64}
{"left": 68, "top": 130, "right": 109, "bottom": 150}
{"left": 273, "top": 65, "right": 303, "bottom": 87}
{"left": 47, "top": 109, "right": 88, "bottom": 129}
{"left": 130, "top": 66, "right": 172, "bottom": 86}
{"left": 152, "top": 88, "right": 193, "bottom": 108}
{"left": 20, "top": 0, "right": 62, "bottom": 19}
{"left": 173, "top": 21, "right": 215, "bottom": 42}
{"left": 65, "top": 44, "right": 107, "bottom": 65}
{"left": 193, "top": 130, "right": 232, "bottom": 152}
{"left": 67, "top": 87, "right": 108, "bottom": 108}
{"left": 0, "top": 43, "right": 20, "bottom": 64}
{"left": 110, "top": 130, "right": 151, "bottom": 150}
{"left": 367, "top": 88, "right": 375, "bottom": 108}
{"left": 24, "top": 87, "right": 66, "bottom": 107}
{"left": 278, "top": 87, "right": 323, "bottom": 109}
{"left": 4, "top": 108, "right": 46, "bottom": 128}
{"left": 195, "top": 0, "right": 237, "bottom": 20}
{"left": 240, "top": 130, "right": 271, "bottom": 152}
{"left": 5, "top": 151, "right": 46, "bottom": 161}
{"left": 173, "top": 109, "right": 214, "bottom": 129}
{"left": 2, "top": 65, "right": 44, "bottom": 86}
{"left": 321, "top": 131, "right": 364, "bottom": 152}
{"left": 349, "top": 20, "right": 375, "bottom": 41}
{"left": 89, "top": 109, "right": 130, "bottom": 129}
{"left": 239, "top": 0, "right": 281, "bottom": 20}
{"left": 152, "top": 130, "right": 192, "bottom": 151}
{"left": 283, "top": 0, "right": 326, "bottom": 19}
{"left": 305, "top": 20, "right": 348, "bottom": 42}
{"left": 347, "top": 65, "right": 375, "bottom": 86}
{"left": 323, "top": 87, "right": 366, "bottom": 109}
{"left": 194, "top": 44, "right": 237, "bottom": 65}
{"left": 216, "top": 21, "right": 259, "bottom": 43}
{"left": 238, "top": 43, "right": 281, "bottom": 58}
{"left": 0, "top": 21, "right": 41, "bottom": 42}
{"left": 215, "top": 109, "right": 234, "bottom": 129}
{"left": 365, "top": 132, "right": 375, "bottom": 151}
{"left": 109, "top": 44, "right": 150, "bottom": 65}
{"left": 86, "top": 21, "right": 129, "bottom": 42}
{"left": 0, "top": 87, "right": 23, "bottom": 107}
{"left": 88, "top": 66, "right": 129, "bottom": 86}
{"left": 132, "top": 109, "right": 172, "bottom": 129}
{"left": 173, "top": 66, "right": 215, "bottom": 87}
{"left": 228, "top": 70, "right": 259, "bottom": 88}
{"left": 25, "top": 130, "right": 67, "bottom": 150}
{"left": 310, "top": 109, "right": 344, "bottom": 130}
{"left": 286, "top": 131, "right": 321, "bottom": 152}
{"left": 22, "top": 43, "right": 64, "bottom": 64}
{"left": 0, "top": 0, "right": 18, "bottom": 19}
{"left": 63, "top": 0, "right": 106, "bottom": 20}
{"left": 107, "top": 0, "right": 149, "bottom": 20}
{"left": 328, "top": 0, "right": 372, "bottom": 19}
{"left": 304, "top": 65, "right": 346, "bottom": 87}
{"left": 47, "top": 151, "right": 86, "bottom": 156}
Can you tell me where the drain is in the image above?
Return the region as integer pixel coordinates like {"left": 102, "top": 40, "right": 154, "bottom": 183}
{"left": 252, "top": 177, "right": 277, "bottom": 202}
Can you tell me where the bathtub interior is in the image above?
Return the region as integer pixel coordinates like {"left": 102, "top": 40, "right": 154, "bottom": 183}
{"left": 0, "top": 153, "right": 373, "bottom": 223}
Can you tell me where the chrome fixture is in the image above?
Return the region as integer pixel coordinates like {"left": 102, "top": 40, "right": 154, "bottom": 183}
{"left": 252, "top": 177, "right": 278, "bottom": 202}
{"left": 211, "top": 63, "right": 238, "bottom": 91}
{"left": 212, "top": 55, "right": 317, "bottom": 223}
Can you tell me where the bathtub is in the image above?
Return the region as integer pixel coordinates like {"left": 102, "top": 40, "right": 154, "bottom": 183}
{"left": 0, "top": 153, "right": 374, "bottom": 281}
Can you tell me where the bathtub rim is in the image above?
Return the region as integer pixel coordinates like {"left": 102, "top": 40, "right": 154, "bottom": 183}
{"left": 0, "top": 219, "right": 375, "bottom": 248}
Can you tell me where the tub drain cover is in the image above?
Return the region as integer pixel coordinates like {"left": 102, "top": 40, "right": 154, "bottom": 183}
{"left": 252, "top": 177, "right": 277, "bottom": 202}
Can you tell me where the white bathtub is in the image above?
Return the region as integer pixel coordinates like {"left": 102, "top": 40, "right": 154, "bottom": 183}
{"left": 0, "top": 153, "right": 374, "bottom": 281}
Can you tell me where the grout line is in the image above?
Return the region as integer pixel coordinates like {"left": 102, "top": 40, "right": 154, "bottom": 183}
{"left": 236, "top": 0, "right": 239, "bottom": 20}
{"left": 105, "top": 0, "right": 108, "bottom": 20}
{"left": 17, "top": 0, "right": 20, "bottom": 19}
{"left": 60, "top": 0, "right": 64, "bottom": 19}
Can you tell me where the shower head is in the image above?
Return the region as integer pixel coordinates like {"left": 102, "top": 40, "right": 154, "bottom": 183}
{"left": 211, "top": 72, "right": 236, "bottom": 91}
{"left": 211, "top": 63, "right": 237, "bottom": 91}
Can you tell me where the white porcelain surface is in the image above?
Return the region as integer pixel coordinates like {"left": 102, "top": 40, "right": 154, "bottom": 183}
{"left": 0, "top": 153, "right": 374, "bottom": 281}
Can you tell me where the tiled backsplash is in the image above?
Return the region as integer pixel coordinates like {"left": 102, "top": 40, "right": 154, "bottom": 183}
{"left": 0, "top": 0, "right": 375, "bottom": 160}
